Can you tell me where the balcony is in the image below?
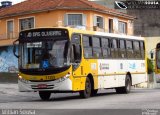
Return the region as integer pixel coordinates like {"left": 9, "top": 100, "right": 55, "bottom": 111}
{"left": 0, "top": 32, "right": 19, "bottom": 46}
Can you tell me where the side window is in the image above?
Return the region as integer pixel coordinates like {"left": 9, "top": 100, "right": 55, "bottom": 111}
{"left": 101, "top": 38, "right": 111, "bottom": 58}
{"left": 126, "top": 40, "right": 133, "bottom": 50}
{"left": 126, "top": 40, "right": 134, "bottom": 59}
{"left": 83, "top": 35, "right": 93, "bottom": 58}
{"left": 120, "top": 40, "right": 125, "bottom": 49}
{"left": 119, "top": 39, "right": 127, "bottom": 58}
{"left": 71, "top": 34, "right": 81, "bottom": 63}
{"left": 110, "top": 38, "right": 119, "bottom": 58}
{"left": 92, "top": 36, "right": 102, "bottom": 58}
{"left": 133, "top": 41, "right": 141, "bottom": 59}
{"left": 140, "top": 41, "right": 145, "bottom": 59}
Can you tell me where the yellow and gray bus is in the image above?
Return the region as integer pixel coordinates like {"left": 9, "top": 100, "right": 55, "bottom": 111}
{"left": 13, "top": 27, "right": 147, "bottom": 100}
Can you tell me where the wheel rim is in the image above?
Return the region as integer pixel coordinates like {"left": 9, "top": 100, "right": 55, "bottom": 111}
{"left": 126, "top": 79, "right": 131, "bottom": 92}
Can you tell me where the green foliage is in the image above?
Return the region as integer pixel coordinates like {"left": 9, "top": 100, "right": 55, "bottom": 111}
{"left": 147, "top": 58, "right": 154, "bottom": 74}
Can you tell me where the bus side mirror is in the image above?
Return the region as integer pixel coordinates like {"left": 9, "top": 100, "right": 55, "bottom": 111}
{"left": 150, "top": 52, "right": 154, "bottom": 59}
{"left": 13, "top": 39, "right": 19, "bottom": 58}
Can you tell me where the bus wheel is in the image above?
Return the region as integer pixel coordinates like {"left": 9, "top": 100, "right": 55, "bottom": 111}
{"left": 39, "top": 91, "right": 51, "bottom": 101}
{"left": 116, "top": 75, "right": 131, "bottom": 94}
{"left": 80, "top": 77, "right": 91, "bottom": 98}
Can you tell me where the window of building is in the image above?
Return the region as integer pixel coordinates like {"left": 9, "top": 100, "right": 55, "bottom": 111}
{"left": 68, "top": 14, "right": 82, "bottom": 26}
{"left": 109, "top": 19, "right": 113, "bottom": 33}
{"left": 118, "top": 21, "right": 127, "bottom": 34}
{"left": 7, "top": 20, "right": 13, "bottom": 39}
{"left": 94, "top": 16, "right": 104, "bottom": 29}
{"left": 19, "top": 17, "right": 34, "bottom": 31}
{"left": 64, "top": 14, "right": 86, "bottom": 27}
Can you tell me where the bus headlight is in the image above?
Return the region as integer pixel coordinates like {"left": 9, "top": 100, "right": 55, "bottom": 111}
{"left": 58, "top": 73, "right": 70, "bottom": 82}
{"left": 18, "top": 75, "right": 29, "bottom": 83}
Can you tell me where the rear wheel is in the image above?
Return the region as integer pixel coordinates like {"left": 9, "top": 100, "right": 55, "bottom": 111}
{"left": 80, "top": 77, "right": 91, "bottom": 98}
{"left": 116, "top": 75, "right": 131, "bottom": 94}
{"left": 39, "top": 91, "right": 51, "bottom": 101}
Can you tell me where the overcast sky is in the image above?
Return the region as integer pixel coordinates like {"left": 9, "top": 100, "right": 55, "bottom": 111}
{"left": 0, "top": 0, "right": 26, "bottom": 5}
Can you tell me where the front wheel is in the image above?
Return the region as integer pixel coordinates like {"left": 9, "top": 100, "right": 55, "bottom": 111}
{"left": 79, "top": 77, "right": 91, "bottom": 98}
{"left": 39, "top": 91, "right": 51, "bottom": 101}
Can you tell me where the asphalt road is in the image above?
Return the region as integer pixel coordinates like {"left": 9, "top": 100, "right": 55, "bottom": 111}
{"left": 0, "top": 84, "right": 160, "bottom": 115}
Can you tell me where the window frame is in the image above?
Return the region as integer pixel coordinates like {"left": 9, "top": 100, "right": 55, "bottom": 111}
{"left": 6, "top": 19, "right": 14, "bottom": 39}
{"left": 118, "top": 21, "right": 127, "bottom": 34}
{"left": 18, "top": 16, "right": 35, "bottom": 32}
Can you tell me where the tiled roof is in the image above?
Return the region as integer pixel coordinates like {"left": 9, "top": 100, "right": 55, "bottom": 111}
{"left": 0, "top": 0, "right": 134, "bottom": 19}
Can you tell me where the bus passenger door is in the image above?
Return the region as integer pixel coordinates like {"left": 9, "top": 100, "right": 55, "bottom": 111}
{"left": 71, "top": 34, "right": 82, "bottom": 91}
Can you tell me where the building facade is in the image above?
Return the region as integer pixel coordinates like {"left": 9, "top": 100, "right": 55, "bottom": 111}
{"left": 0, "top": 0, "right": 134, "bottom": 72}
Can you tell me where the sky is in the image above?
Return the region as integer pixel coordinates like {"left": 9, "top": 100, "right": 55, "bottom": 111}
{"left": 0, "top": 0, "right": 26, "bottom": 5}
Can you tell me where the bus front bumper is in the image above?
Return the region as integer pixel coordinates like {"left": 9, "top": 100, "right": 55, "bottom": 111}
{"left": 18, "top": 77, "right": 72, "bottom": 92}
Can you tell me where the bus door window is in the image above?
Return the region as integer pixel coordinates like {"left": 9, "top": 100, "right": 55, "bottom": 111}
{"left": 110, "top": 38, "right": 118, "bottom": 58}
{"left": 126, "top": 40, "right": 134, "bottom": 59}
{"left": 71, "top": 34, "right": 82, "bottom": 65}
{"left": 133, "top": 41, "right": 141, "bottom": 59}
{"left": 119, "top": 39, "right": 127, "bottom": 58}
{"left": 101, "top": 38, "right": 111, "bottom": 58}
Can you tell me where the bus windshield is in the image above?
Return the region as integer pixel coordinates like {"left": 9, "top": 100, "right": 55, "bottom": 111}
{"left": 19, "top": 39, "right": 70, "bottom": 69}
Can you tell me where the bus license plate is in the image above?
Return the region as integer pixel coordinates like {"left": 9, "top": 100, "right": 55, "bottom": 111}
{"left": 37, "top": 84, "right": 47, "bottom": 88}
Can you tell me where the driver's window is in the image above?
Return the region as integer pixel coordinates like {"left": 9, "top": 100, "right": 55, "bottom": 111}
{"left": 71, "top": 34, "right": 81, "bottom": 63}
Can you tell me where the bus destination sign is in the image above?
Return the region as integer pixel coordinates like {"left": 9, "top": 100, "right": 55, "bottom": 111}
{"left": 26, "top": 31, "right": 62, "bottom": 38}
{"left": 19, "top": 29, "right": 68, "bottom": 39}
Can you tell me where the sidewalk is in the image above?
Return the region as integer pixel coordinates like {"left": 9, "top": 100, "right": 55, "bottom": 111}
{"left": 0, "top": 73, "right": 18, "bottom": 83}
{"left": 0, "top": 84, "right": 19, "bottom": 95}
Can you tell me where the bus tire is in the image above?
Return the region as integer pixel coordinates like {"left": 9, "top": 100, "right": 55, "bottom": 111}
{"left": 79, "top": 77, "right": 91, "bottom": 98}
{"left": 39, "top": 91, "right": 51, "bottom": 101}
{"left": 116, "top": 75, "right": 131, "bottom": 94}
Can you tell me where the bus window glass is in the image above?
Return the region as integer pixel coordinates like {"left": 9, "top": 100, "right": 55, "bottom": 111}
{"left": 119, "top": 40, "right": 126, "bottom": 58}
{"left": 92, "top": 37, "right": 100, "bottom": 47}
{"left": 126, "top": 40, "right": 133, "bottom": 58}
{"left": 120, "top": 40, "right": 125, "bottom": 49}
{"left": 71, "top": 34, "right": 81, "bottom": 63}
{"left": 134, "top": 41, "right": 140, "bottom": 50}
{"left": 92, "top": 37, "right": 102, "bottom": 58}
{"left": 140, "top": 41, "right": 145, "bottom": 59}
{"left": 101, "top": 38, "right": 109, "bottom": 48}
{"left": 83, "top": 35, "right": 93, "bottom": 58}
{"left": 133, "top": 41, "right": 141, "bottom": 59}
